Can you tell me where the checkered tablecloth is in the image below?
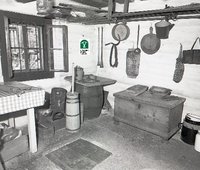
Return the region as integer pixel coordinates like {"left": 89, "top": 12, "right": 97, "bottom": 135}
{"left": 0, "top": 82, "right": 45, "bottom": 114}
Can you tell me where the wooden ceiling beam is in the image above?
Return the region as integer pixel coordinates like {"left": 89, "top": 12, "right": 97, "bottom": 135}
{"left": 16, "top": 0, "right": 35, "bottom": 3}
{"left": 68, "top": 14, "right": 200, "bottom": 25}
{"left": 70, "top": 0, "right": 108, "bottom": 8}
{"left": 108, "top": 0, "right": 116, "bottom": 20}
{"left": 58, "top": 3, "right": 108, "bottom": 13}
{"left": 111, "top": 4, "right": 200, "bottom": 20}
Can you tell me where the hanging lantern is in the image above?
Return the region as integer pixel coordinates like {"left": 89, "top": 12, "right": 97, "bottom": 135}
{"left": 36, "top": 0, "right": 54, "bottom": 15}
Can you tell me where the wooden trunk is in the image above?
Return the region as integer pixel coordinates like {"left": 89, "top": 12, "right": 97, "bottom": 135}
{"left": 1, "top": 135, "right": 28, "bottom": 162}
{"left": 113, "top": 90, "right": 186, "bottom": 139}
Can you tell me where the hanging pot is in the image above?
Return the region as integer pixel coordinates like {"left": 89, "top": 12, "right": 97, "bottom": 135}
{"left": 155, "top": 19, "right": 174, "bottom": 39}
{"left": 141, "top": 26, "right": 161, "bottom": 55}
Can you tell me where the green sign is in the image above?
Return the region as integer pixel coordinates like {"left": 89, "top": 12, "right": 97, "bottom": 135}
{"left": 80, "top": 40, "right": 89, "bottom": 49}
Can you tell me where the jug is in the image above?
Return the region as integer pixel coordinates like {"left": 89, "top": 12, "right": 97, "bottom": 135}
{"left": 75, "top": 66, "right": 84, "bottom": 81}
{"left": 155, "top": 19, "right": 174, "bottom": 39}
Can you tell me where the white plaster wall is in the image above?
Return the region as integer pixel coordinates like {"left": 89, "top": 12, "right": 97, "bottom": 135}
{"left": 95, "top": 0, "right": 200, "bottom": 121}
{"left": 96, "top": 19, "right": 200, "bottom": 120}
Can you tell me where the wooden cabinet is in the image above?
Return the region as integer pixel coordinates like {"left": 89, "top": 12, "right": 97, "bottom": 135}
{"left": 114, "top": 90, "right": 186, "bottom": 139}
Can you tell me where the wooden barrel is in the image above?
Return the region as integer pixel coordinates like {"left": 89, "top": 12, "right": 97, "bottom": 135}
{"left": 66, "top": 92, "right": 80, "bottom": 131}
{"left": 75, "top": 84, "right": 103, "bottom": 119}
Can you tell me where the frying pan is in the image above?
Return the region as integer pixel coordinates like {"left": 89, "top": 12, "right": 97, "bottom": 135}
{"left": 140, "top": 26, "right": 161, "bottom": 55}
{"left": 112, "top": 23, "right": 130, "bottom": 41}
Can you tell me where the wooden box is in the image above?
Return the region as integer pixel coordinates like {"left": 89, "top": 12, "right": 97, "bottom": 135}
{"left": 1, "top": 135, "right": 28, "bottom": 162}
{"left": 113, "top": 90, "right": 186, "bottom": 139}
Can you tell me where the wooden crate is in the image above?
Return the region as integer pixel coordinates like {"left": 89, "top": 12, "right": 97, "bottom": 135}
{"left": 113, "top": 90, "right": 186, "bottom": 139}
{"left": 1, "top": 135, "right": 28, "bottom": 162}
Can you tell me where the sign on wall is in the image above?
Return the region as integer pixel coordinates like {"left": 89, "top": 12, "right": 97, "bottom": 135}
{"left": 80, "top": 39, "right": 90, "bottom": 55}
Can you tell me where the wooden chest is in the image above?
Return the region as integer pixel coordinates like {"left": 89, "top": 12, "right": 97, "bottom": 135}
{"left": 113, "top": 90, "right": 186, "bottom": 139}
{"left": 1, "top": 135, "right": 28, "bottom": 161}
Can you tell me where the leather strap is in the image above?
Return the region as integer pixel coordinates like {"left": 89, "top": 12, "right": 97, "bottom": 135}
{"left": 105, "top": 40, "right": 120, "bottom": 67}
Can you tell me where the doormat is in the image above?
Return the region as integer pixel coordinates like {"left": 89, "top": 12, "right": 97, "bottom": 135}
{"left": 46, "top": 138, "right": 112, "bottom": 170}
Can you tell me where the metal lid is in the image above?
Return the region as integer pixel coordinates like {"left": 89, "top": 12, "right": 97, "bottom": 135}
{"left": 186, "top": 113, "right": 200, "bottom": 122}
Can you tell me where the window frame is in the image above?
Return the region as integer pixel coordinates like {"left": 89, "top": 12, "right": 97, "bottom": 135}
{"left": 47, "top": 25, "right": 69, "bottom": 72}
{"left": 0, "top": 10, "right": 54, "bottom": 82}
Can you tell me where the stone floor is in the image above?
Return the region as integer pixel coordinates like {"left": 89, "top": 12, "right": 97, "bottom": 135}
{"left": 4, "top": 113, "right": 200, "bottom": 170}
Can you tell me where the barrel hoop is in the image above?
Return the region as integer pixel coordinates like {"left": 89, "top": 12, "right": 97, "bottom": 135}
{"left": 67, "top": 127, "right": 80, "bottom": 132}
{"left": 183, "top": 121, "right": 200, "bottom": 130}
{"left": 66, "top": 114, "right": 79, "bottom": 117}
{"left": 66, "top": 101, "right": 79, "bottom": 103}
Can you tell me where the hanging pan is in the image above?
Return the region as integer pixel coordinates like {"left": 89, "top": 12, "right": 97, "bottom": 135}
{"left": 112, "top": 22, "right": 130, "bottom": 41}
{"left": 140, "top": 26, "right": 161, "bottom": 55}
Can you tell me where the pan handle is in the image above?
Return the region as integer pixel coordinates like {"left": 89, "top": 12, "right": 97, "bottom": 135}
{"left": 97, "top": 27, "right": 101, "bottom": 66}
{"left": 100, "top": 27, "right": 104, "bottom": 68}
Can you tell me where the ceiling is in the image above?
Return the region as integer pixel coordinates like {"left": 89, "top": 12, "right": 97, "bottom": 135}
{"left": 15, "top": 0, "right": 200, "bottom": 25}
{"left": 16, "top": 0, "right": 133, "bottom": 8}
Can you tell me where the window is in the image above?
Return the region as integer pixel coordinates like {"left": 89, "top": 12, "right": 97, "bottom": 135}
{"left": 47, "top": 25, "right": 68, "bottom": 72}
{"left": 0, "top": 10, "right": 68, "bottom": 82}
{"left": 9, "top": 24, "right": 44, "bottom": 71}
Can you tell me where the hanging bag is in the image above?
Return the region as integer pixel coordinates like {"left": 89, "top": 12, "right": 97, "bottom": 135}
{"left": 182, "top": 37, "right": 200, "bottom": 64}
{"left": 173, "top": 44, "right": 185, "bottom": 83}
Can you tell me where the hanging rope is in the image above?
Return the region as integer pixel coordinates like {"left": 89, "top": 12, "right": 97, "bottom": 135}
{"left": 105, "top": 39, "right": 121, "bottom": 67}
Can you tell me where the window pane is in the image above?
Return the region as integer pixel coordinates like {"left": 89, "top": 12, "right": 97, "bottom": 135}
{"left": 27, "top": 26, "right": 41, "bottom": 48}
{"left": 52, "top": 27, "right": 63, "bottom": 49}
{"left": 51, "top": 49, "right": 64, "bottom": 70}
{"left": 28, "top": 49, "right": 43, "bottom": 70}
{"left": 27, "top": 26, "right": 44, "bottom": 70}
{"left": 9, "top": 24, "right": 24, "bottom": 48}
{"left": 11, "top": 49, "right": 25, "bottom": 70}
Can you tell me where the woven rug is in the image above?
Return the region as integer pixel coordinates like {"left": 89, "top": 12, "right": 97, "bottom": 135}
{"left": 46, "top": 138, "right": 112, "bottom": 170}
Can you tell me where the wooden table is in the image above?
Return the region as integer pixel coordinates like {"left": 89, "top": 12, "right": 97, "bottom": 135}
{"left": 0, "top": 82, "right": 45, "bottom": 153}
{"left": 65, "top": 75, "right": 116, "bottom": 119}
{"left": 65, "top": 74, "right": 116, "bottom": 87}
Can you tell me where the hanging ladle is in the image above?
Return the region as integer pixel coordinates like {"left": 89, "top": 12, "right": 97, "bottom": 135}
{"left": 134, "top": 24, "right": 141, "bottom": 54}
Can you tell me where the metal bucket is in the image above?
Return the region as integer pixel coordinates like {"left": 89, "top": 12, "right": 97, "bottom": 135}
{"left": 181, "top": 113, "right": 200, "bottom": 145}
{"left": 66, "top": 92, "right": 80, "bottom": 132}
{"left": 155, "top": 19, "right": 174, "bottom": 39}
{"left": 195, "top": 131, "right": 200, "bottom": 152}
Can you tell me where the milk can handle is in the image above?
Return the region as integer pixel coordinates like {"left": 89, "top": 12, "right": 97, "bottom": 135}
{"left": 178, "top": 122, "right": 183, "bottom": 129}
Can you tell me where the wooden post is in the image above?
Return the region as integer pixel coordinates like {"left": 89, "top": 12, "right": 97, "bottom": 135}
{"left": 8, "top": 117, "right": 15, "bottom": 127}
{"left": 27, "top": 108, "right": 37, "bottom": 153}
{"left": 71, "top": 63, "right": 75, "bottom": 93}
{"left": 124, "top": 0, "right": 130, "bottom": 13}
{"left": 108, "top": 0, "right": 116, "bottom": 20}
